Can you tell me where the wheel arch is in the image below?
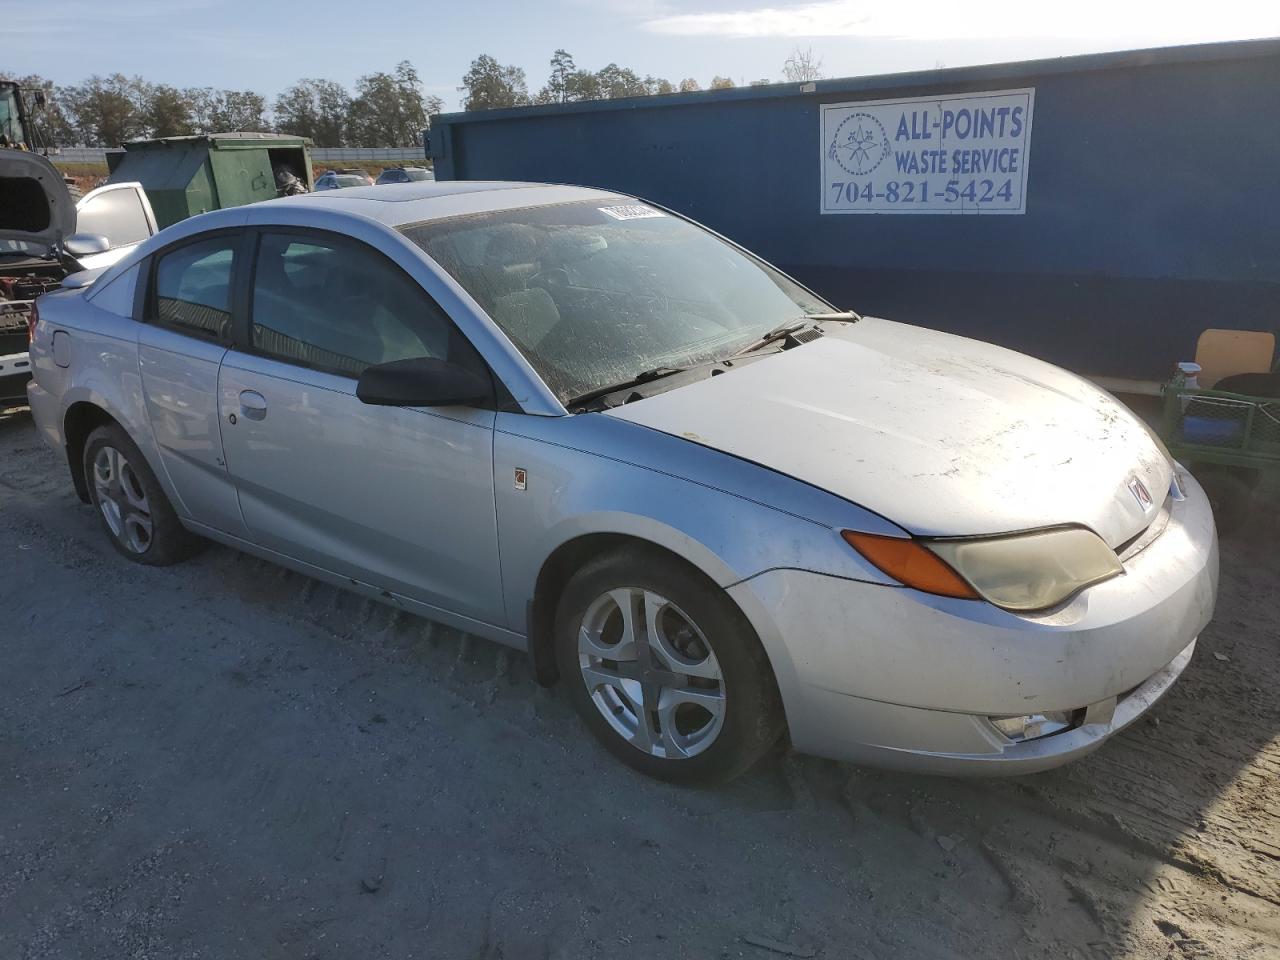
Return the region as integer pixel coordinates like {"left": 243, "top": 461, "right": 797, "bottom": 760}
{"left": 526, "top": 528, "right": 753, "bottom": 689}
{"left": 63, "top": 400, "right": 124, "bottom": 503}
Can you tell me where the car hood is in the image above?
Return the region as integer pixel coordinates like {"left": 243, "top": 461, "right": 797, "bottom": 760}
{"left": 0, "top": 150, "right": 75, "bottom": 250}
{"left": 605, "top": 318, "right": 1173, "bottom": 547}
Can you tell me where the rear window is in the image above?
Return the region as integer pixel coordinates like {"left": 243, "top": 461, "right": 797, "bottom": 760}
{"left": 150, "top": 236, "right": 236, "bottom": 339}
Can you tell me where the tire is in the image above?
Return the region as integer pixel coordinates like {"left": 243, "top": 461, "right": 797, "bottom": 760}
{"left": 83, "top": 424, "right": 203, "bottom": 565}
{"left": 554, "top": 545, "right": 785, "bottom": 784}
{"left": 1192, "top": 465, "right": 1253, "bottom": 537}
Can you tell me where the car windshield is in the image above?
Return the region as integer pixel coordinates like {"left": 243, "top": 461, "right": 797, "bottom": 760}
{"left": 400, "top": 199, "right": 830, "bottom": 403}
{"left": 0, "top": 88, "right": 25, "bottom": 146}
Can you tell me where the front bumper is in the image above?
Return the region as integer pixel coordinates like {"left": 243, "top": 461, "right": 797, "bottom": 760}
{"left": 728, "top": 469, "right": 1218, "bottom": 774}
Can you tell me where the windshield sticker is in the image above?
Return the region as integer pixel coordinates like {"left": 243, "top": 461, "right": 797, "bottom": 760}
{"left": 598, "top": 204, "right": 665, "bottom": 221}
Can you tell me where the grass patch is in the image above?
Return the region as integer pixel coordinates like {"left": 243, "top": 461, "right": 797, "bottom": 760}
{"left": 52, "top": 161, "right": 109, "bottom": 178}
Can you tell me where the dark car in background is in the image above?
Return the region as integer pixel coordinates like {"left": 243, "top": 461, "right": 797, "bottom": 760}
{"left": 314, "top": 170, "right": 373, "bottom": 191}
{"left": 375, "top": 166, "right": 434, "bottom": 185}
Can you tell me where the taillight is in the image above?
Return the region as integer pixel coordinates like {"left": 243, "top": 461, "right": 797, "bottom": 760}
{"left": 27, "top": 300, "right": 39, "bottom": 344}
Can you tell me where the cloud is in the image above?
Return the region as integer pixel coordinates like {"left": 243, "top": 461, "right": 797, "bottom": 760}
{"left": 643, "top": 0, "right": 1280, "bottom": 43}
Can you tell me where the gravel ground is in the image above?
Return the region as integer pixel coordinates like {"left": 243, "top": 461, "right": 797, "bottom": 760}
{"left": 1, "top": 405, "right": 1278, "bottom": 960}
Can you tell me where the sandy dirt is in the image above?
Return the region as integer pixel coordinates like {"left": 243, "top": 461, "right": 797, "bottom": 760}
{"left": 1, "top": 406, "right": 1277, "bottom": 960}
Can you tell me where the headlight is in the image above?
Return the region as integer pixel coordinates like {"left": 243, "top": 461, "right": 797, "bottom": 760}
{"left": 842, "top": 527, "right": 1123, "bottom": 612}
{"left": 926, "top": 527, "right": 1122, "bottom": 611}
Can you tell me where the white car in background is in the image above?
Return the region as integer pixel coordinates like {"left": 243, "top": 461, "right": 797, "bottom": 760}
{"left": 1, "top": 151, "right": 155, "bottom": 405}
{"left": 72, "top": 180, "right": 159, "bottom": 269}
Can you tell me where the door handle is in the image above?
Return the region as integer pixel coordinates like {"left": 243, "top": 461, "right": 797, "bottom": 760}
{"left": 238, "top": 390, "right": 268, "bottom": 421}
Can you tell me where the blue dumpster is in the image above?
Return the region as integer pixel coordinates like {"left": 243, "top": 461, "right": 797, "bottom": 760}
{"left": 427, "top": 39, "right": 1280, "bottom": 383}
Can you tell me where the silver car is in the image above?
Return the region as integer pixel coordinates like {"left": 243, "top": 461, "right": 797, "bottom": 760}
{"left": 313, "top": 171, "right": 372, "bottom": 191}
{"left": 26, "top": 182, "right": 1218, "bottom": 783}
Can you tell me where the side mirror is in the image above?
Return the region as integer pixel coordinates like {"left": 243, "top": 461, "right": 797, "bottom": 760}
{"left": 65, "top": 232, "right": 111, "bottom": 257}
{"left": 356, "top": 356, "right": 491, "bottom": 408}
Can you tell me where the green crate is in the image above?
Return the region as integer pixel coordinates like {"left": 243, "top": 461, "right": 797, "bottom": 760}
{"left": 1162, "top": 382, "right": 1280, "bottom": 470}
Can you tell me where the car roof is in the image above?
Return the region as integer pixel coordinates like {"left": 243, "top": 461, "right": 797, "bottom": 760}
{"left": 254, "top": 180, "right": 623, "bottom": 228}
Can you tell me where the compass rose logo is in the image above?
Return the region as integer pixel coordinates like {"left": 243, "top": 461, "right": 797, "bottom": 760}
{"left": 828, "top": 112, "right": 889, "bottom": 176}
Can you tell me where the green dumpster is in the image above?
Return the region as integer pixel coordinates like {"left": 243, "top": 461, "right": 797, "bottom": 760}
{"left": 106, "top": 132, "right": 313, "bottom": 229}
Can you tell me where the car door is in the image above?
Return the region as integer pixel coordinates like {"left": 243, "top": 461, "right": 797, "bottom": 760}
{"left": 74, "top": 183, "right": 157, "bottom": 269}
{"left": 137, "top": 230, "right": 249, "bottom": 538}
{"left": 217, "top": 228, "right": 505, "bottom": 625}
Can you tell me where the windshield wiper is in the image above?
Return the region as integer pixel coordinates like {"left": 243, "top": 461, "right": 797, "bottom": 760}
{"left": 731, "top": 311, "right": 859, "bottom": 357}
{"left": 566, "top": 366, "right": 688, "bottom": 408}
{"left": 565, "top": 310, "right": 861, "bottom": 409}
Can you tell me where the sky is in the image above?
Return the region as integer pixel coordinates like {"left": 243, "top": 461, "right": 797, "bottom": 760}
{"left": 7, "top": 0, "right": 1280, "bottom": 111}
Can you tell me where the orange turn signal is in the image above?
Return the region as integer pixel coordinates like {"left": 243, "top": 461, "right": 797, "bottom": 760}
{"left": 840, "top": 531, "right": 979, "bottom": 600}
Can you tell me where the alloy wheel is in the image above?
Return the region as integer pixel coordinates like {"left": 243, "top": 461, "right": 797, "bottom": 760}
{"left": 577, "top": 587, "right": 726, "bottom": 759}
{"left": 92, "top": 445, "right": 153, "bottom": 554}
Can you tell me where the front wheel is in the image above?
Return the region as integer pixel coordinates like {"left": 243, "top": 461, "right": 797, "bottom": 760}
{"left": 554, "top": 546, "right": 785, "bottom": 784}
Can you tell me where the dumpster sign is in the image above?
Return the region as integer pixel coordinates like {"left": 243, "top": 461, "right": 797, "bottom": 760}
{"left": 821, "top": 88, "right": 1034, "bottom": 215}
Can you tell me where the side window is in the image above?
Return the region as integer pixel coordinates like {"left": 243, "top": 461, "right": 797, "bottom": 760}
{"left": 250, "top": 232, "right": 457, "bottom": 378}
{"left": 76, "top": 188, "right": 152, "bottom": 247}
{"left": 149, "top": 235, "right": 236, "bottom": 340}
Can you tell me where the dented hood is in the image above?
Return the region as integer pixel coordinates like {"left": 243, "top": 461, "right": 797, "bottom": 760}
{"left": 606, "top": 318, "right": 1173, "bottom": 547}
{"left": 0, "top": 150, "right": 75, "bottom": 250}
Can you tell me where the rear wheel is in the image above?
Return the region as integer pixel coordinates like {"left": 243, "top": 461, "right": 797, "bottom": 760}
{"left": 83, "top": 424, "right": 203, "bottom": 564}
{"left": 554, "top": 546, "right": 784, "bottom": 784}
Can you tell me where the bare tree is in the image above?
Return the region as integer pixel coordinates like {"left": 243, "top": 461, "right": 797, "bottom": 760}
{"left": 782, "top": 47, "right": 824, "bottom": 83}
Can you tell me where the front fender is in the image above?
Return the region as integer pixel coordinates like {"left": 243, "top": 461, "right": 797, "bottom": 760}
{"left": 493, "top": 412, "right": 902, "bottom": 632}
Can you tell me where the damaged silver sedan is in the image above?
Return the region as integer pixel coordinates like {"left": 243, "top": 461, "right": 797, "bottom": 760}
{"left": 27, "top": 181, "right": 1217, "bottom": 782}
